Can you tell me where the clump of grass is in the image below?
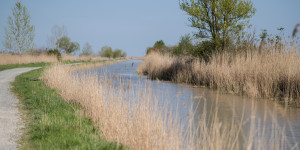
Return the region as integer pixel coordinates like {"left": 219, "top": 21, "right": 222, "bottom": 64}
{"left": 12, "top": 68, "right": 124, "bottom": 149}
{"left": 137, "top": 45, "right": 300, "bottom": 104}
{"left": 42, "top": 63, "right": 298, "bottom": 149}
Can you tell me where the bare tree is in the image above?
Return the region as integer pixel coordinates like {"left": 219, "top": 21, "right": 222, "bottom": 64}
{"left": 47, "top": 25, "right": 68, "bottom": 49}
{"left": 3, "top": 1, "right": 35, "bottom": 54}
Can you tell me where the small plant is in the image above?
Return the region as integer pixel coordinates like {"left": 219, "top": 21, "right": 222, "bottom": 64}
{"left": 47, "top": 48, "right": 61, "bottom": 60}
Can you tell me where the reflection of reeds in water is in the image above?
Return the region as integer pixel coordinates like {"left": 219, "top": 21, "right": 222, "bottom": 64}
{"left": 43, "top": 63, "right": 298, "bottom": 150}
{"left": 137, "top": 46, "right": 300, "bottom": 104}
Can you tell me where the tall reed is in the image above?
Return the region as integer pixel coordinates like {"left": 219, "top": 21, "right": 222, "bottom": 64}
{"left": 0, "top": 53, "right": 58, "bottom": 65}
{"left": 0, "top": 52, "right": 110, "bottom": 65}
{"left": 137, "top": 46, "right": 300, "bottom": 104}
{"left": 42, "top": 63, "right": 298, "bottom": 149}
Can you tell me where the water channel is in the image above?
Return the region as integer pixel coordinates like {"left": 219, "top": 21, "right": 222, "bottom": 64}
{"left": 78, "top": 60, "right": 300, "bottom": 149}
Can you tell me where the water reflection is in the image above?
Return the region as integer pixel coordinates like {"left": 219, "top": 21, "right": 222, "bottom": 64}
{"left": 77, "top": 60, "right": 300, "bottom": 149}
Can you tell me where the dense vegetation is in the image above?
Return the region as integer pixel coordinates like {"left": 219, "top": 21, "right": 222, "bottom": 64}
{"left": 99, "top": 46, "right": 127, "bottom": 58}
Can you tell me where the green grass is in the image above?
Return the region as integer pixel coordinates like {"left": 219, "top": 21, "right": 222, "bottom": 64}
{"left": 0, "top": 62, "right": 50, "bottom": 71}
{"left": 11, "top": 68, "right": 126, "bottom": 150}
{"left": 0, "top": 60, "right": 106, "bottom": 71}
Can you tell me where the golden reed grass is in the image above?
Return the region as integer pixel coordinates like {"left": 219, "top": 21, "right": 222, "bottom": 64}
{"left": 137, "top": 46, "right": 300, "bottom": 104}
{"left": 42, "top": 62, "right": 297, "bottom": 150}
{"left": 0, "top": 53, "right": 109, "bottom": 65}
{"left": 0, "top": 53, "right": 58, "bottom": 65}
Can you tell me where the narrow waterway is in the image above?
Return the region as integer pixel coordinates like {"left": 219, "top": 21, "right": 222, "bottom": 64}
{"left": 79, "top": 60, "right": 300, "bottom": 149}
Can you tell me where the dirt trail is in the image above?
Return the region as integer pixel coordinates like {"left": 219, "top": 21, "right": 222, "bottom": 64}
{"left": 0, "top": 67, "right": 40, "bottom": 150}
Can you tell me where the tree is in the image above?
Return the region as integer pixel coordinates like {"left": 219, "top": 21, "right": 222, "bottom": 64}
{"left": 121, "top": 52, "right": 127, "bottom": 57}
{"left": 173, "top": 34, "right": 194, "bottom": 56}
{"left": 80, "top": 42, "right": 93, "bottom": 56}
{"left": 3, "top": 1, "right": 35, "bottom": 54}
{"left": 180, "top": 0, "right": 255, "bottom": 50}
{"left": 99, "top": 46, "right": 113, "bottom": 58}
{"left": 56, "top": 36, "right": 80, "bottom": 54}
{"left": 47, "top": 25, "right": 68, "bottom": 49}
{"left": 146, "top": 40, "right": 168, "bottom": 54}
{"left": 113, "top": 49, "right": 122, "bottom": 58}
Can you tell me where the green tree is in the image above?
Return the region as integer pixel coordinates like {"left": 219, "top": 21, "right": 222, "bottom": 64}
{"left": 56, "top": 36, "right": 80, "bottom": 54}
{"left": 80, "top": 42, "right": 93, "bottom": 56}
{"left": 113, "top": 49, "right": 122, "bottom": 58}
{"left": 99, "top": 46, "right": 113, "bottom": 58}
{"left": 180, "top": 0, "right": 255, "bottom": 50}
{"left": 146, "top": 40, "right": 167, "bottom": 54}
{"left": 121, "top": 52, "right": 127, "bottom": 57}
{"left": 173, "top": 34, "right": 194, "bottom": 56}
{"left": 3, "top": 1, "right": 35, "bottom": 54}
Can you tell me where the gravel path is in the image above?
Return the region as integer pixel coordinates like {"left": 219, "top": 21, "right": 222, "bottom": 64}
{"left": 0, "top": 67, "right": 40, "bottom": 150}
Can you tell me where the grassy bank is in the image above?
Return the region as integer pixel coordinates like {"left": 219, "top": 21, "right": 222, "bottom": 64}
{"left": 137, "top": 48, "right": 300, "bottom": 105}
{"left": 11, "top": 68, "right": 124, "bottom": 149}
{"left": 0, "top": 62, "right": 51, "bottom": 71}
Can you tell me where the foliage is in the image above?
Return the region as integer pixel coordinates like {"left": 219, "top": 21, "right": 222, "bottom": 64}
{"left": 47, "top": 25, "right": 68, "bottom": 49}
{"left": 56, "top": 36, "right": 80, "bottom": 54}
{"left": 3, "top": 1, "right": 35, "bottom": 54}
{"left": 47, "top": 48, "right": 61, "bottom": 60}
{"left": 146, "top": 40, "right": 170, "bottom": 54}
{"left": 180, "top": 0, "right": 256, "bottom": 50}
{"left": 121, "top": 52, "right": 127, "bottom": 57}
{"left": 99, "top": 46, "right": 113, "bottom": 58}
{"left": 80, "top": 42, "right": 94, "bottom": 56}
{"left": 172, "top": 34, "right": 194, "bottom": 56}
{"left": 99, "top": 46, "right": 126, "bottom": 58}
{"left": 113, "top": 49, "right": 122, "bottom": 58}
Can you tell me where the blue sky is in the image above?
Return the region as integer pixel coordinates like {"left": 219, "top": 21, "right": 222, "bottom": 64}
{"left": 0, "top": 0, "right": 299, "bottom": 57}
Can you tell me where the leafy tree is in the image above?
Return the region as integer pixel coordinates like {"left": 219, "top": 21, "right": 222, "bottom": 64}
{"left": 113, "top": 49, "right": 122, "bottom": 58}
{"left": 153, "top": 40, "right": 166, "bottom": 49}
{"left": 47, "top": 25, "right": 68, "bottom": 49}
{"left": 80, "top": 42, "right": 93, "bottom": 56}
{"left": 99, "top": 46, "right": 126, "bottom": 58}
{"left": 180, "top": 0, "right": 256, "bottom": 50}
{"left": 99, "top": 46, "right": 113, "bottom": 58}
{"left": 121, "top": 52, "right": 127, "bottom": 57}
{"left": 56, "top": 36, "right": 80, "bottom": 54}
{"left": 146, "top": 40, "right": 168, "bottom": 54}
{"left": 3, "top": 1, "right": 35, "bottom": 54}
{"left": 173, "top": 34, "right": 194, "bottom": 56}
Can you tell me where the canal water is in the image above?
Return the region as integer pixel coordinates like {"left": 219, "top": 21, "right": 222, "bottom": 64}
{"left": 79, "top": 60, "right": 300, "bottom": 149}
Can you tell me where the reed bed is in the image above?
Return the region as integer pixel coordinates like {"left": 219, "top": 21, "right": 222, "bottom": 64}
{"left": 42, "top": 63, "right": 297, "bottom": 149}
{"left": 61, "top": 54, "right": 109, "bottom": 62}
{"left": 0, "top": 53, "right": 58, "bottom": 65}
{"left": 137, "top": 46, "right": 300, "bottom": 104}
{"left": 0, "top": 53, "right": 110, "bottom": 65}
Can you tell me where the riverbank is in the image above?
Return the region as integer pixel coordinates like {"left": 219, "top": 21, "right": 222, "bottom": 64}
{"left": 42, "top": 61, "right": 298, "bottom": 150}
{"left": 11, "top": 67, "right": 126, "bottom": 149}
{"left": 137, "top": 49, "right": 300, "bottom": 105}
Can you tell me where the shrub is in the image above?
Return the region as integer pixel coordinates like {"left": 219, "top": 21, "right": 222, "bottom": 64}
{"left": 47, "top": 48, "right": 61, "bottom": 60}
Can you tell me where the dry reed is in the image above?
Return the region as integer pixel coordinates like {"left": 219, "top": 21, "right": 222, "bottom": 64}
{"left": 137, "top": 46, "right": 300, "bottom": 104}
{"left": 0, "top": 53, "right": 111, "bottom": 65}
{"left": 0, "top": 53, "right": 58, "bottom": 65}
{"left": 42, "top": 63, "right": 297, "bottom": 150}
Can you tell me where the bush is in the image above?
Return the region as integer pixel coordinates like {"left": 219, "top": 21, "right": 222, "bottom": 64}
{"left": 47, "top": 49, "right": 61, "bottom": 60}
